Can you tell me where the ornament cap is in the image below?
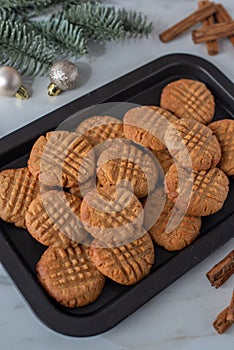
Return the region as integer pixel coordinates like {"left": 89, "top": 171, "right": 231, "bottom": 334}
{"left": 48, "top": 83, "right": 62, "bottom": 96}
{"left": 15, "top": 85, "right": 29, "bottom": 99}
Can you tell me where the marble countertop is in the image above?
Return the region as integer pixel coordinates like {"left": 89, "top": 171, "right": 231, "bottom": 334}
{"left": 0, "top": 0, "right": 234, "bottom": 349}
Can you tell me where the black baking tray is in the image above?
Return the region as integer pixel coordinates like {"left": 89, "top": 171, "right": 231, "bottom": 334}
{"left": 0, "top": 54, "right": 234, "bottom": 337}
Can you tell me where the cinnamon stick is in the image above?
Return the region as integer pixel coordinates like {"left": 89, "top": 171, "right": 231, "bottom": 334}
{"left": 227, "top": 290, "right": 234, "bottom": 322}
{"left": 213, "top": 307, "right": 233, "bottom": 334}
{"left": 198, "top": 0, "right": 219, "bottom": 55}
{"left": 192, "top": 21, "right": 234, "bottom": 44}
{"left": 206, "top": 250, "right": 234, "bottom": 288}
{"left": 216, "top": 4, "right": 234, "bottom": 46}
{"left": 159, "top": 2, "right": 217, "bottom": 43}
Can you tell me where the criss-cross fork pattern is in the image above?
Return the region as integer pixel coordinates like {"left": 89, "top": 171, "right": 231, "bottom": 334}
{"left": 76, "top": 116, "right": 124, "bottom": 146}
{"left": 26, "top": 191, "right": 86, "bottom": 247}
{"left": 46, "top": 246, "right": 102, "bottom": 288}
{"left": 177, "top": 167, "right": 228, "bottom": 211}
{"left": 192, "top": 168, "right": 226, "bottom": 205}
{"left": 170, "top": 119, "right": 218, "bottom": 160}
{"left": 41, "top": 131, "right": 95, "bottom": 187}
{"left": 0, "top": 168, "right": 39, "bottom": 227}
{"left": 83, "top": 188, "right": 144, "bottom": 243}
{"left": 91, "top": 233, "right": 154, "bottom": 285}
{"left": 97, "top": 142, "right": 157, "bottom": 191}
{"left": 167, "top": 80, "right": 214, "bottom": 124}
{"left": 37, "top": 246, "right": 105, "bottom": 307}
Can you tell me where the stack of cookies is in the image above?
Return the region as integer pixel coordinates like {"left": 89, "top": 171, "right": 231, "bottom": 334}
{"left": 0, "top": 78, "right": 232, "bottom": 308}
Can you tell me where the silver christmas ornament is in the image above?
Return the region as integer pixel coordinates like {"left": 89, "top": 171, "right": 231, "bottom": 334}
{"left": 0, "top": 66, "right": 28, "bottom": 99}
{"left": 48, "top": 60, "right": 79, "bottom": 96}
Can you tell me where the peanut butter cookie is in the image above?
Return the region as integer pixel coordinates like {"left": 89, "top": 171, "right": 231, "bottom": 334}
{"left": 165, "top": 164, "right": 229, "bottom": 216}
{"left": 28, "top": 131, "right": 95, "bottom": 188}
{"left": 89, "top": 232, "right": 154, "bottom": 285}
{"left": 97, "top": 141, "right": 158, "bottom": 198}
{"left": 36, "top": 245, "right": 105, "bottom": 307}
{"left": 80, "top": 186, "right": 144, "bottom": 246}
{"left": 165, "top": 118, "right": 221, "bottom": 171}
{"left": 160, "top": 79, "right": 215, "bottom": 124}
{"left": 25, "top": 190, "right": 89, "bottom": 247}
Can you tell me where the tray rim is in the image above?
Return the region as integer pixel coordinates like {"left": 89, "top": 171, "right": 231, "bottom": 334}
{"left": 0, "top": 53, "right": 233, "bottom": 157}
{"left": 0, "top": 53, "right": 234, "bottom": 337}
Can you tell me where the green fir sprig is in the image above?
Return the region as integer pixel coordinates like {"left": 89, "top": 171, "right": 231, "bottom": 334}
{"left": 0, "top": 1, "right": 153, "bottom": 76}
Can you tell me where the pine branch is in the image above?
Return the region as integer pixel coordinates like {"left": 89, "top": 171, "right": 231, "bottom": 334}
{"left": 37, "top": 15, "right": 88, "bottom": 58}
{"left": 0, "top": 19, "right": 56, "bottom": 75}
{"left": 117, "top": 8, "right": 153, "bottom": 37}
{"left": 63, "top": 2, "right": 125, "bottom": 42}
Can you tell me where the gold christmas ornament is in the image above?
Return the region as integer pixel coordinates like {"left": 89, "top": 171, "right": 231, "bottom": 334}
{"left": 0, "top": 66, "right": 29, "bottom": 99}
{"left": 48, "top": 60, "right": 79, "bottom": 96}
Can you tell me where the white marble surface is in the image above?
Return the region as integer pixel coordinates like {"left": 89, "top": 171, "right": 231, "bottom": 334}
{"left": 1, "top": 0, "right": 234, "bottom": 138}
{"left": 0, "top": 0, "right": 234, "bottom": 349}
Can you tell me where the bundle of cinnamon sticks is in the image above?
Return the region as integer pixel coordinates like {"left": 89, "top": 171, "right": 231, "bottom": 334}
{"left": 159, "top": 1, "right": 234, "bottom": 56}
{"left": 206, "top": 250, "right": 234, "bottom": 334}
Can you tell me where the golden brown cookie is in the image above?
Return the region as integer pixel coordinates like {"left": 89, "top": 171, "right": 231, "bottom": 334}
{"left": 123, "top": 105, "right": 177, "bottom": 151}
{"left": 209, "top": 119, "right": 234, "bottom": 176}
{"left": 160, "top": 79, "right": 215, "bottom": 124}
{"left": 97, "top": 141, "right": 158, "bottom": 198}
{"left": 36, "top": 245, "right": 105, "bottom": 307}
{"left": 28, "top": 131, "right": 95, "bottom": 188}
{"left": 0, "top": 167, "right": 39, "bottom": 228}
{"left": 149, "top": 196, "right": 201, "bottom": 251}
{"left": 89, "top": 233, "right": 154, "bottom": 285}
{"left": 165, "top": 164, "right": 229, "bottom": 216}
{"left": 80, "top": 186, "right": 144, "bottom": 246}
{"left": 25, "top": 190, "right": 89, "bottom": 247}
{"left": 165, "top": 118, "right": 221, "bottom": 171}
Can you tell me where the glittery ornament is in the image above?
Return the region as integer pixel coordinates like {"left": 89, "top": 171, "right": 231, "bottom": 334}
{"left": 48, "top": 60, "right": 79, "bottom": 96}
{"left": 0, "top": 66, "right": 28, "bottom": 99}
